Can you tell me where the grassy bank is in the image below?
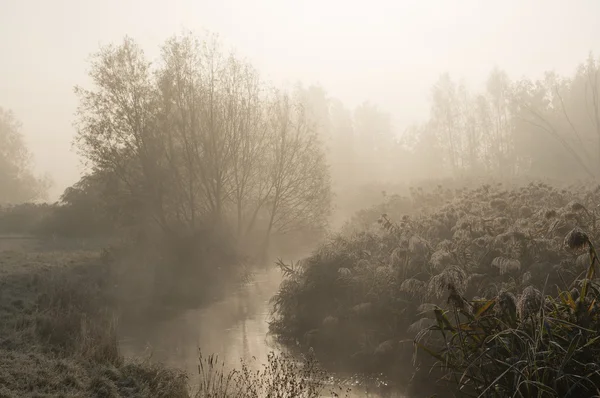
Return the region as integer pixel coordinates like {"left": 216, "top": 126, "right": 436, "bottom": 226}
{"left": 0, "top": 244, "right": 347, "bottom": 398}
{"left": 0, "top": 249, "right": 189, "bottom": 397}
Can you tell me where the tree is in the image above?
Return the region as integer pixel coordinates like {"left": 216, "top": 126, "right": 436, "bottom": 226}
{"left": 510, "top": 55, "right": 600, "bottom": 179}
{"left": 329, "top": 98, "right": 356, "bottom": 189}
{"left": 353, "top": 102, "right": 394, "bottom": 183}
{"left": 0, "top": 107, "right": 49, "bottom": 204}
{"left": 430, "top": 74, "right": 462, "bottom": 173}
{"left": 74, "top": 37, "right": 165, "bottom": 232}
{"left": 41, "top": 171, "right": 118, "bottom": 238}
{"left": 262, "top": 91, "right": 331, "bottom": 245}
{"left": 484, "top": 68, "right": 515, "bottom": 175}
{"left": 74, "top": 33, "right": 332, "bottom": 251}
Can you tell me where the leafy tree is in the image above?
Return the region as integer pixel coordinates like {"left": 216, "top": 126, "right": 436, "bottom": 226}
{"left": 263, "top": 91, "right": 331, "bottom": 243}
{"left": 39, "top": 172, "right": 118, "bottom": 238}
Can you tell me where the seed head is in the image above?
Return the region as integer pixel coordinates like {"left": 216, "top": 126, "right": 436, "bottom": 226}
{"left": 567, "top": 200, "right": 585, "bottom": 212}
{"left": 447, "top": 283, "right": 466, "bottom": 311}
{"left": 496, "top": 290, "right": 517, "bottom": 318}
{"left": 519, "top": 206, "right": 533, "bottom": 218}
{"left": 564, "top": 227, "right": 589, "bottom": 250}
{"left": 490, "top": 199, "right": 507, "bottom": 211}
{"left": 517, "top": 286, "right": 543, "bottom": 319}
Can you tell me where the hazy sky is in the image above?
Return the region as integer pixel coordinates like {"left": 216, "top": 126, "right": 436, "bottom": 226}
{"left": 1, "top": 0, "right": 600, "bottom": 199}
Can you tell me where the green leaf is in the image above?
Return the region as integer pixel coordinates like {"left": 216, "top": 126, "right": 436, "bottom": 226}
{"left": 474, "top": 299, "right": 495, "bottom": 318}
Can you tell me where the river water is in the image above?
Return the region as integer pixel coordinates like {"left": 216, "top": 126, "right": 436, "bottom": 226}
{"left": 118, "top": 265, "right": 404, "bottom": 397}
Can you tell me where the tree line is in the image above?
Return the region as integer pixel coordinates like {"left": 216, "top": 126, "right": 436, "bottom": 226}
{"left": 2, "top": 34, "right": 600, "bottom": 241}
{"left": 302, "top": 55, "right": 600, "bottom": 185}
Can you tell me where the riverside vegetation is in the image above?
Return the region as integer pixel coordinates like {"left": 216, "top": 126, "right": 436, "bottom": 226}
{"left": 270, "top": 180, "right": 600, "bottom": 397}
{"left": 5, "top": 28, "right": 600, "bottom": 398}
{"left": 0, "top": 245, "right": 349, "bottom": 398}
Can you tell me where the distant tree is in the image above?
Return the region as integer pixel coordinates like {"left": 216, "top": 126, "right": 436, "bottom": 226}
{"left": 262, "top": 91, "right": 331, "bottom": 248}
{"left": 40, "top": 171, "right": 118, "bottom": 238}
{"left": 329, "top": 98, "right": 356, "bottom": 188}
{"left": 401, "top": 123, "right": 447, "bottom": 181}
{"left": 511, "top": 55, "right": 600, "bottom": 179}
{"left": 484, "top": 68, "right": 515, "bottom": 175}
{"left": 430, "top": 74, "right": 462, "bottom": 173}
{"left": 0, "top": 108, "right": 49, "bottom": 204}
{"left": 294, "top": 84, "right": 331, "bottom": 141}
{"left": 353, "top": 102, "right": 394, "bottom": 183}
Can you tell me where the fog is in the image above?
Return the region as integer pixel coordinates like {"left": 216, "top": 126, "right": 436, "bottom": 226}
{"left": 4, "top": 2, "right": 600, "bottom": 397}
{"left": 2, "top": 0, "right": 600, "bottom": 199}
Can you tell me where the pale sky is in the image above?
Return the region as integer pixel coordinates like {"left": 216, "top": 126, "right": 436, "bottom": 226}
{"left": 1, "top": 0, "right": 600, "bottom": 200}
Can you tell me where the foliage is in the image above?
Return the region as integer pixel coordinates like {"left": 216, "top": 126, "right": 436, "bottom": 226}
{"left": 0, "top": 203, "right": 55, "bottom": 235}
{"left": 400, "top": 55, "right": 600, "bottom": 181}
{"left": 269, "top": 180, "right": 600, "bottom": 394}
{"left": 0, "top": 172, "right": 118, "bottom": 238}
{"left": 415, "top": 227, "right": 600, "bottom": 397}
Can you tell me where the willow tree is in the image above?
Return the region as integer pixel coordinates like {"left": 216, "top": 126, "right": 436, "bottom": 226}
{"left": 262, "top": 91, "right": 331, "bottom": 249}
{"left": 74, "top": 33, "right": 331, "bottom": 247}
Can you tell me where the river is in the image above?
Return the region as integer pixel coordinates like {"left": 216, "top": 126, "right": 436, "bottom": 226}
{"left": 118, "top": 265, "right": 404, "bottom": 397}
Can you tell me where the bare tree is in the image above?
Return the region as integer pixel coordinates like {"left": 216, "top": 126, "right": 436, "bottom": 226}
{"left": 75, "top": 33, "right": 332, "bottom": 251}
{"left": 262, "top": 92, "right": 331, "bottom": 250}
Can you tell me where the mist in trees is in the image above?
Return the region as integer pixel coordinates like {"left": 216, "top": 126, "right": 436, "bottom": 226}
{"left": 0, "top": 108, "right": 49, "bottom": 205}
{"left": 399, "top": 56, "right": 600, "bottom": 181}
{"left": 298, "top": 54, "right": 600, "bottom": 197}
{"left": 4, "top": 30, "right": 600, "bottom": 248}
{"left": 73, "top": 33, "right": 331, "bottom": 252}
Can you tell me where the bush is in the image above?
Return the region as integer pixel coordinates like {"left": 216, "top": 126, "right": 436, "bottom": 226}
{"left": 0, "top": 203, "right": 55, "bottom": 235}
{"left": 269, "top": 180, "right": 600, "bottom": 394}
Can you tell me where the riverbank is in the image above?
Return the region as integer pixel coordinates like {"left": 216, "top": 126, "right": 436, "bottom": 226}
{"left": 0, "top": 248, "right": 189, "bottom": 397}
{"left": 0, "top": 244, "right": 369, "bottom": 398}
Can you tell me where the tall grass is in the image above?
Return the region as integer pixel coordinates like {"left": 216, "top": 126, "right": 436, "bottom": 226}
{"left": 194, "top": 350, "right": 350, "bottom": 398}
{"left": 416, "top": 226, "right": 600, "bottom": 397}
{"left": 269, "top": 180, "right": 600, "bottom": 395}
{"left": 0, "top": 250, "right": 189, "bottom": 397}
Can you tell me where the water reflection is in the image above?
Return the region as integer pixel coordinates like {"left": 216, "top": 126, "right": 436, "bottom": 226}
{"left": 119, "top": 266, "right": 281, "bottom": 377}
{"left": 118, "top": 266, "right": 404, "bottom": 397}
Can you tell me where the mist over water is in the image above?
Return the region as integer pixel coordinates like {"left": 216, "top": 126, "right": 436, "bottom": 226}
{"left": 4, "top": 2, "right": 600, "bottom": 397}
{"left": 118, "top": 264, "right": 402, "bottom": 397}
{"left": 118, "top": 266, "right": 281, "bottom": 378}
